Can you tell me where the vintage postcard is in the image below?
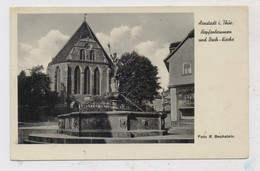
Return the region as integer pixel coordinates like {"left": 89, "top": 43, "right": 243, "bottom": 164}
{"left": 10, "top": 6, "right": 248, "bottom": 160}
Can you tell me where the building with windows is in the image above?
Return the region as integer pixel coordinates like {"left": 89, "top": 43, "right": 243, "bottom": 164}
{"left": 47, "top": 19, "right": 113, "bottom": 103}
{"left": 164, "top": 30, "right": 194, "bottom": 131}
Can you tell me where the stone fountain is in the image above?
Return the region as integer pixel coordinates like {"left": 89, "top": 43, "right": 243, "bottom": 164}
{"left": 56, "top": 92, "right": 167, "bottom": 138}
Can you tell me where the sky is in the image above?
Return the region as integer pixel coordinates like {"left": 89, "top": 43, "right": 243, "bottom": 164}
{"left": 18, "top": 13, "right": 194, "bottom": 90}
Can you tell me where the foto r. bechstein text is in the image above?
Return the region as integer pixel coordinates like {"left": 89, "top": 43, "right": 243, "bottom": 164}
{"left": 214, "top": 135, "right": 234, "bottom": 138}
{"left": 198, "top": 134, "right": 235, "bottom": 139}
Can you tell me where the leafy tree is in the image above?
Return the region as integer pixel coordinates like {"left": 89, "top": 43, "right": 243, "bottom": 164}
{"left": 18, "top": 70, "right": 26, "bottom": 79}
{"left": 18, "top": 70, "right": 28, "bottom": 106}
{"left": 116, "top": 51, "right": 161, "bottom": 107}
{"left": 28, "top": 65, "right": 52, "bottom": 106}
{"left": 45, "top": 91, "right": 59, "bottom": 108}
{"left": 18, "top": 65, "right": 55, "bottom": 107}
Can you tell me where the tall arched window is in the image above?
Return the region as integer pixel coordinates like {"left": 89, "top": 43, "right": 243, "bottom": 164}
{"left": 74, "top": 66, "right": 81, "bottom": 94}
{"left": 90, "top": 50, "right": 95, "bottom": 61}
{"left": 80, "top": 49, "right": 85, "bottom": 60}
{"left": 67, "top": 66, "right": 71, "bottom": 95}
{"left": 84, "top": 67, "right": 91, "bottom": 94}
{"left": 55, "top": 66, "right": 61, "bottom": 92}
{"left": 93, "top": 67, "right": 100, "bottom": 95}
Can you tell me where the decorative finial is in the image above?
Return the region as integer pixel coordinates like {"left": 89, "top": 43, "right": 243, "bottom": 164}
{"left": 84, "top": 13, "right": 87, "bottom": 22}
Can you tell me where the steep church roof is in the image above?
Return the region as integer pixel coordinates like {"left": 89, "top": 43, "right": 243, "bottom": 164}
{"left": 49, "top": 20, "right": 112, "bottom": 66}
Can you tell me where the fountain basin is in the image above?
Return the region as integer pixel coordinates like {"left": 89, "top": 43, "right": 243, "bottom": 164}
{"left": 57, "top": 111, "right": 167, "bottom": 137}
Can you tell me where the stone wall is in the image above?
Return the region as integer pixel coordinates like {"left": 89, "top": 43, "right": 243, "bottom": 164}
{"left": 57, "top": 111, "right": 166, "bottom": 137}
{"left": 47, "top": 63, "right": 68, "bottom": 92}
{"left": 47, "top": 61, "right": 110, "bottom": 101}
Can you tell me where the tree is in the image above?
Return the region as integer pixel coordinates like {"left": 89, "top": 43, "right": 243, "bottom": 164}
{"left": 18, "top": 70, "right": 28, "bottom": 106}
{"left": 116, "top": 51, "right": 161, "bottom": 107}
{"left": 18, "top": 65, "right": 54, "bottom": 107}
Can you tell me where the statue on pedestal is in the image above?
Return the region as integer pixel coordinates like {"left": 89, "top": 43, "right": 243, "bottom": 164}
{"left": 111, "top": 52, "right": 120, "bottom": 93}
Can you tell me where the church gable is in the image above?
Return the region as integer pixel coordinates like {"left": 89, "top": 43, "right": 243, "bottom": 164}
{"left": 49, "top": 20, "right": 112, "bottom": 66}
{"left": 66, "top": 38, "right": 108, "bottom": 63}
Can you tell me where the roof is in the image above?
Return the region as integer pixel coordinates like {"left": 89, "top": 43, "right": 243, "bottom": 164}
{"left": 49, "top": 21, "right": 112, "bottom": 66}
{"left": 164, "top": 29, "right": 194, "bottom": 71}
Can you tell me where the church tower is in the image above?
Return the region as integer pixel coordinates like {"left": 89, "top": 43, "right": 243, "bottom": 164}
{"left": 47, "top": 16, "right": 113, "bottom": 103}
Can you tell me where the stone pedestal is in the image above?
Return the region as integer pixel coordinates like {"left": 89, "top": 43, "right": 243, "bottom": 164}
{"left": 57, "top": 111, "right": 167, "bottom": 138}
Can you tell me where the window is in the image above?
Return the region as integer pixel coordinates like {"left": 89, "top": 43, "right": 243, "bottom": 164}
{"left": 90, "top": 50, "right": 96, "bottom": 61}
{"left": 93, "top": 67, "right": 100, "bottom": 95}
{"left": 84, "top": 67, "right": 91, "bottom": 94}
{"left": 55, "top": 66, "right": 61, "bottom": 92}
{"left": 74, "top": 66, "right": 81, "bottom": 94}
{"left": 183, "top": 62, "right": 192, "bottom": 75}
{"left": 80, "top": 49, "right": 85, "bottom": 60}
{"left": 67, "top": 66, "right": 71, "bottom": 95}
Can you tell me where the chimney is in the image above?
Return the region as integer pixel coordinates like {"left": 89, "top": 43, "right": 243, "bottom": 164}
{"left": 169, "top": 41, "right": 181, "bottom": 53}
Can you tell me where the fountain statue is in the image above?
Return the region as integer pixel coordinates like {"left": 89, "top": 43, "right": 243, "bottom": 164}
{"left": 110, "top": 52, "right": 119, "bottom": 93}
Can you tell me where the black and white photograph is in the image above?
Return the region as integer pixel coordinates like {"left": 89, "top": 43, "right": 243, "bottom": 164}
{"left": 17, "top": 13, "right": 194, "bottom": 144}
{"left": 8, "top": 5, "right": 251, "bottom": 162}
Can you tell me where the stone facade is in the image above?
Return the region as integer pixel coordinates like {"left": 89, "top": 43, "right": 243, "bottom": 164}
{"left": 47, "top": 20, "right": 113, "bottom": 103}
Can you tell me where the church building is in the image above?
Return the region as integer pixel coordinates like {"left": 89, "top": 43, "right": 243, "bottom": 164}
{"left": 47, "top": 18, "right": 113, "bottom": 103}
